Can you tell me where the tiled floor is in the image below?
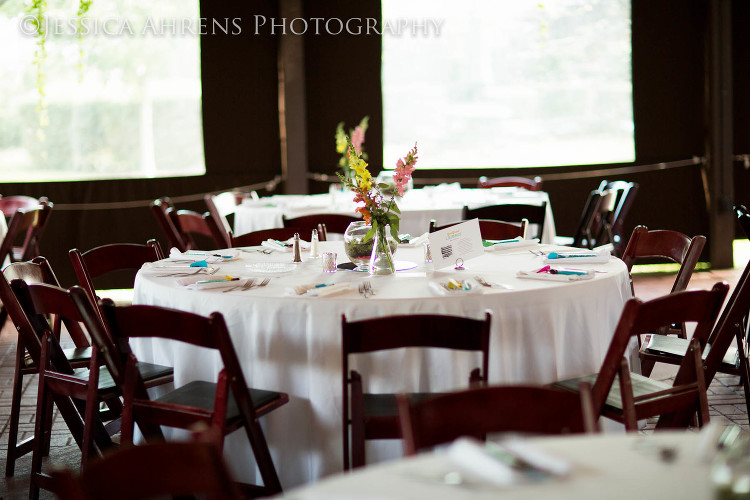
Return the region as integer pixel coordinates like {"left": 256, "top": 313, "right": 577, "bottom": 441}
{"left": 0, "top": 267, "right": 747, "bottom": 499}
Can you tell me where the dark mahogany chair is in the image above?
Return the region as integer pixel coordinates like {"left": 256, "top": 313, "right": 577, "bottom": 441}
{"left": 621, "top": 225, "right": 706, "bottom": 354}
{"left": 150, "top": 197, "right": 186, "bottom": 251}
{"left": 283, "top": 213, "right": 360, "bottom": 241}
{"left": 69, "top": 239, "right": 164, "bottom": 307}
{"left": 230, "top": 226, "right": 307, "bottom": 248}
{"left": 1, "top": 258, "right": 92, "bottom": 477}
{"left": 0, "top": 198, "right": 53, "bottom": 265}
{"left": 554, "top": 283, "right": 729, "bottom": 431}
{"left": 397, "top": 383, "right": 597, "bottom": 456}
{"left": 555, "top": 188, "right": 602, "bottom": 248}
{"left": 13, "top": 283, "right": 173, "bottom": 499}
{"left": 429, "top": 218, "right": 528, "bottom": 240}
{"left": 48, "top": 440, "right": 242, "bottom": 500}
{"left": 342, "top": 312, "right": 491, "bottom": 470}
{"left": 0, "top": 195, "right": 48, "bottom": 219}
{"left": 167, "top": 206, "right": 230, "bottom": 251}
{"left": 463, "top": 202, "right": 547, "bottom": 241}
{"left": 83, "top": 299, "right": 290, "bottom": 497}
{"left": 477, "top": 175, "right": 543, "bottom": 191}
{"left": 204, "top": 190, "right": 254, "bottom": 237}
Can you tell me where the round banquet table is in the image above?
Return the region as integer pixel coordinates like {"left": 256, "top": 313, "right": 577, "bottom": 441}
{"left": 132, "top": 241, "right": 631, "bottom": 488}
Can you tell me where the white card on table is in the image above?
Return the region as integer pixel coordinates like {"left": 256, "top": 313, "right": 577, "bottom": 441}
{"left": 427, "top": 219, "right": 484, "bottom": 270}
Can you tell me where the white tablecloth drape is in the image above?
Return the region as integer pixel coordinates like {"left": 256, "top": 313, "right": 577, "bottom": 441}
{"left": 234, "top": 185, "right": 556, "bottom": 243}
{"left": 132, "top": 242, "right": 631, "bottom": 488}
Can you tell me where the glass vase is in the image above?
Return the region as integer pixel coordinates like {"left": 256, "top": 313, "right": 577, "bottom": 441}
{"left": 370, "top": 224, "right": 396, "bottom": 276}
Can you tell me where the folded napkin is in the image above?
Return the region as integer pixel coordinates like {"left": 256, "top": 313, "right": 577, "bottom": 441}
{"left": 169, "top": 248, "right": 240, "bottom": 262}
{"left": 483, "top": 238, "right": 540, "bottom": 252}
{"left": 446, "top": 438, "right": 516, "bottom": 487}
{"left": 517, "top": 266, "right": 595, "bottom": 282}
{"left": 176, "top": 275, "right": 251, "bottom": 290}
{"left": 399, "top": 232, "right": 430, "bottom": 247}
{"left": 261, "top": 238, "right": 311, "bottom": 253}
{"left": 286, "top": 282, "right": 351, "bottom": 297}
{"left": 140, "top": 262, "right": 218, "bottom": 275}
{"left": 428, "top": 278, "right": 482, "bottom": 296}
{"left": 543, "top": 248, "right": 610, "bottom": 264}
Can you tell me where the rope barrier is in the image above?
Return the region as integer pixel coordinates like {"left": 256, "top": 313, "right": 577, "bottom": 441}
{"left": 51, "top": 176, "right": 284, "bottom": 211}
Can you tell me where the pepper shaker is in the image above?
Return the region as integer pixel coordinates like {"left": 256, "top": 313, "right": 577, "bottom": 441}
{"left": 292, "top": 233, "right": 303, "bottom": 263}
{"left": 309, "top": 229, "right": 320, "bottom": 258}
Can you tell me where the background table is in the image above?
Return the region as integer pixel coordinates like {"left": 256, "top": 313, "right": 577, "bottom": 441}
{"left": 273, "top": 431, "right": 713, "bottom": 499}
{"left": 234, "top": 185, "right": 556, "bottom": 243}
{"left": 132, "top": 242, "right": 630, "bottom": 488}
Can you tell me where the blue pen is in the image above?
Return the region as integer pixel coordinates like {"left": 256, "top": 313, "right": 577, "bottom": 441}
{"left": 549, "top": 269, "right": 588, "bottom": 276}
{"left": 315, "top": 282, "right": 334, "bottom": 288}
{"left": 547, "top": 252, "right": 595, "bottom": 259}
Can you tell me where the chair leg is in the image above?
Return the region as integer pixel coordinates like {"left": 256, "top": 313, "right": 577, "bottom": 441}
{"left": 640, "top": 358, "right": 656, "bottom": 378}
{"left": 6, "top": 341, "right": 27, "bottom": 477}
{"left": 30, "top": 342, "right": 52, "bottom": 500}
{"left": 618, "top": 358, "right": 638, "bottom": 431}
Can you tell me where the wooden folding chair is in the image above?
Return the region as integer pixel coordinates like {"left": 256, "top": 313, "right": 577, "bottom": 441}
{"left": 640, "top": 248, "right": 750, "bottom": 424}
{"left": 554, "top": 283, "right": 729, "bottom": 431}
{"left": 477, "top": 175, "right": 542, "bottom": 191}
{"left": 283, "top": 213, "right": 360, "bottom": 241}
{"left": 0, "top": 195, "right": 48, "bottom": 220}
{"left": 1, "top": 258, "right": 91, "bottom": 477}
{"left": 397, "top": 383, "right": 597, "bottom": 456}
{"left": 342, "top": 312, "right": 491, "bottom": 470}
{"left": 81, "top": 298, "right": 290, "bottom": 497}
{"left": 229, "top": 226, "right": 308, "bottom": 247}
{"left": 69, "top": 239, "right": 164, "bottom": 307}
{"left": 429, "top": 218, "right": 528, "bottom": 240}
{"left": 167, "top": 207, "right": 231, "bottom": 251}
{"left": 48, "top": 440, "right": 242, "bottom": 500}
{"left": 595, "top": 180, "right": 639, "bottom": 255}
{"left": 463, "top": 202, "right": 547, "bottom": 241}
{"left": 204, "top": 190, "right": 254, "bottom": 237}
{"left": 0, "top": 198, "right": 53, "bottom": 265}
{"left": 621, "top": 226, "right": 706, "bottom": 361}
{"left": 150, "top": 197, "right": 186, "bottom": 251}
{"left": 13, "top": 283, "right": 173, "bottom": 499}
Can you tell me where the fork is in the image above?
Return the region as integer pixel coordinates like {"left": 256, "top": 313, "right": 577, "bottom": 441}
{"left": 363, "top": 281, "right": 375, "bottom": 297}
{"left": 222, "top": 278, "right": 254, "bottom": 293}
{"left": 242, "top": 277, "right": 271, "bottom": 291}
{"left": 358, "top": 283, "right": 368, "bottom": 298}
{"left": 473, "top": 275, "right": 513, "bottom": 290}
{"left": 157, "top": 268, "right": 207, "bottom": 278}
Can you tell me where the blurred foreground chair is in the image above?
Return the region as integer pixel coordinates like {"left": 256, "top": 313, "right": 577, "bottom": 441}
{"left": 342, "top": 313, "right": 491, "bottom": 470}
{"left": 554, "top": 283, "right": 729, "bottom": 431}
{"left": 48, "top": 440, "right": 242, "bottom": 500}
{"left": 477, "top": 176, "right": 542, "bottom": 191}
{"left": 83, "top": 299, "right": 290, "bottom": 497}
{"left": 397, "top": 383, "right": 597, "bottom": 456}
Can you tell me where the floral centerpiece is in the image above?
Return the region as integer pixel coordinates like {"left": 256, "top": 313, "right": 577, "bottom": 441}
{"left": 335, "top": 116, "right": 369, "bottom": 181}
{"left": 338, "top": 136, "right": 418, "bottom": 275}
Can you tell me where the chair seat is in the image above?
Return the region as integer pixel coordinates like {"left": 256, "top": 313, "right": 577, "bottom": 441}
{"left": 155, "top": 380, "right": 286, "bottom": 421}
{"left": 24, "top": 346, "right": 93, "bottom": 368}
{"left": 71, "top": 361, "right": 173, "bottom": 392}
{"left": 554, "top": 373, "right": 672, "bottom": 414}
{"left": 363, "top": 392, "right": 436, "bottom": 417}
{"left": 643, "top": 335, "right": 739, "bottom": 368}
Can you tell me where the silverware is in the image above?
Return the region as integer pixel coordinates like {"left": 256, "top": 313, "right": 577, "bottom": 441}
{"left": 473, "top": 276, "right": 513, "bottom": 290}
{"left": 157, "top": 268, "right": 217, "bottom": 278}
{"left": 363, "top": 281, "right": 375, "bottom": 297}
{"left": 222, "top": 278, "right": 254, "bottom": 293}
{"left": 358, "top": 283, "right": 368, "bottom": 298}
{"left": 253, "top": 277, "right": 271, "bottom": 289}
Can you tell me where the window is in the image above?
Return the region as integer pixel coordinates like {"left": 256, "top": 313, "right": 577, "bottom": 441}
{"left": 382, "top": 0, "right": 633, "bottom": 169}
{"left": 0, "top": 0, "right": 204, "bottom": 182}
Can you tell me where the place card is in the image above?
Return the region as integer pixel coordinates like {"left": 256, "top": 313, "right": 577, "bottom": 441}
{"left": 427, "top": 219, "right": 484, "bottom": 270}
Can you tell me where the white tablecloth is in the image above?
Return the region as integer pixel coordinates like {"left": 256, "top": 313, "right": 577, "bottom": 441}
{"left": 132, "top": 242, "right": 631, "bottom": 488}
{"left": 234, "top": 185, "right": 556, "bottom": 243}
{"left": 275, "top": 431, "right": 713, "bottom": 499}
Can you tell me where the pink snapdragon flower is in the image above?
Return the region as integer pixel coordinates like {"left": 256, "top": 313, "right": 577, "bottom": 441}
{"left": 351, "top": 125, "right": 366, "bottom": 155}
{"left": 392, "top": 143, "right": 418, "bottom": 196}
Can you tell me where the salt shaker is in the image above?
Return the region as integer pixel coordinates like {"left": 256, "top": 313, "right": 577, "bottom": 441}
{"left": 292, "top": 233, "right": 303, "bottom": 263}
{"left": 309, "top": 229, "right": 320, "bottom": 258}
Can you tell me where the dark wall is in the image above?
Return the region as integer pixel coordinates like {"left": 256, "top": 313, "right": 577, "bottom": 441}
{"left": 3, "top": 0, "right": 749, "bottom": 286}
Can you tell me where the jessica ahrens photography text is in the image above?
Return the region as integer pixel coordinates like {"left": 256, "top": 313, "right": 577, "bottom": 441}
{"left": 18, "top": 15, "right": 445, "bottom": 38}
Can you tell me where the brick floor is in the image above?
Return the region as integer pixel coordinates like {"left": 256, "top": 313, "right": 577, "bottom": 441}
{"left": 0, "top": 267, "right": 747, "bottom": 499}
